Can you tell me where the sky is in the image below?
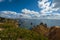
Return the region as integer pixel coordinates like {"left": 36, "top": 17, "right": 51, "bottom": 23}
{"left": 0, "top": 0, "right": 60, "bottom": 19}
{"left": 0, "top": 0, "right": 39, "bottom": 12}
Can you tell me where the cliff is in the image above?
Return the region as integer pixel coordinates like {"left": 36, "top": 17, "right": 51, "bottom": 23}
{"left": 32, "top": 23, "right": 49, "bottom": 37}
{"left": 0, "top": 18, "right": 48, "bottom": 40}
{"left": 1, "top": 17, "right": 60, "bottom": 40}
{"left": 48, "top": 26, "right": 60, "bottom": 40}
{"left": 32, "top": 23, "right": 60, "bottom": 40}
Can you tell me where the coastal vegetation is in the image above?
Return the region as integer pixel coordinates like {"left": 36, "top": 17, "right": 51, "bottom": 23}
{"left": 0, "top": 24, "right": 48, "bottom": 40}
{"left": 0, "top": 17, "right": 48, "bottom": 40}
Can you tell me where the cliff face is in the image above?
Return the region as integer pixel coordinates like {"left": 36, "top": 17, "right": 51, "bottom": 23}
{"left": 32, "top": 23, "right": 60, "bottom": 40}
{"left": 32, "top": 23, "right": 49, "bottom": 36}
{"left": 0, "top": 17, "right": 19, "bottom": 28}
{"left": 48, "top": 26, "right": 60, "bottom": 40}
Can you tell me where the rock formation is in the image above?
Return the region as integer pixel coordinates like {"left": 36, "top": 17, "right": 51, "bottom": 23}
{"left": 48, "top": 26, "right": 60, "bottom": 40}
{"left": 32, "top": 22, "right": 49, "bottom": 37}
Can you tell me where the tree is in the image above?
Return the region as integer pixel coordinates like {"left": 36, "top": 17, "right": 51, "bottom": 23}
{"left": 44, "top": 23, "right": 47, "bottom": 28}
{"left": 40, "top": 22, "right": 44, "bottom": 25}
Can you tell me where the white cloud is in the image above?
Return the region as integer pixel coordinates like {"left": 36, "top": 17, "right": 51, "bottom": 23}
{"left": 0, "top": 0, "right": 12, "bottom": 2}
{"left": 0, "top": 9, "right": 40, "bottom": 19}
{"left": 0, "top": 0, "right": 4, "bottom": 2}
{"left": 0, "top": 0, "right": 60, "bottom": 19}
{"left": 37, "top": 0, "right": 60, "bottom": 19}
{"left": 1, "top": 11, "right": 17, "bottom": 15}
{"left": 53, "top": 0, "right": 60, "bottom": 8}
{"left": 19, "top": 14, "right": 32, "bottom": 19}
{"left": 38, "top": 0, "right": 59, "bottom": 14}
{"left": 0, "top": 10, "right": 60, "bottom": 19}
{"left": 0, "top": 11, "right": 19, "bottom": 19}
{"left": 21, "top": 9, "right": 40, "bottom": 18}
{"left": 0, "top": 0, "right": 13, "bottom": 2}
{"left": 38, "top": 0, "right": 50, "bottom": 9}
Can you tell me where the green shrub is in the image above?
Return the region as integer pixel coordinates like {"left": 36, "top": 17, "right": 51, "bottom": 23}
{"left": 0, "top": 24, "right": 48, "bottom": 40}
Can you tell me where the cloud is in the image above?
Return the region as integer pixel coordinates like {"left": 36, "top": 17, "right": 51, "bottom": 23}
{"left": 0, "top": 0, "right": 60, "bottom": 19}
{"left": 19, "top": 14, "right": 32, "bottom": 19}
{"left": 0, "top": 10, "right": 60, "bottom": 19}
{"left": 38, "top": 0, "right": 59, "bottom": 14}
{"left": 0, "top": 9, "right": 40, "bottom": 19}
{"left": 37, "top": 0, "right": 60, "bottom": 19}
{"left": 21, "top": 9, "right": 40, "bottom": 18}
{"left": 0, "top": 11, "right": 19, "bottom": 19}
{"left": 0, "top": 0, "right": 12, "bottom": 2}
{"left": 0, "top": 0, "right": 4, "bottom": 2}
{"left": 53, "top": 0, "right": 60, "bottom": 8}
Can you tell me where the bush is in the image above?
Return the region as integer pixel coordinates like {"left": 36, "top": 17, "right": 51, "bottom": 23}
{"left": 0, "top": 24, "right": 48, "bottom": 40}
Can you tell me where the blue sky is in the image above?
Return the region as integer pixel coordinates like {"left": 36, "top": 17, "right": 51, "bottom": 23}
{"left": 0, "top": 0, "right": 40, "bottom": 12}
{"left": 0, "top": 0, "right": 60, "bottom": 19}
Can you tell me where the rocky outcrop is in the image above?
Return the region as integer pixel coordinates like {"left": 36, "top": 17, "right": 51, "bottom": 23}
{"left": 32, "top": 22, "right": 60, "bottom": 40}
{"left": 32, "top": 23, "right": 49, "bottom": 36}
{"left": 48, "top": 26, "right": 60, "bottom": 40}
